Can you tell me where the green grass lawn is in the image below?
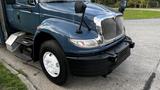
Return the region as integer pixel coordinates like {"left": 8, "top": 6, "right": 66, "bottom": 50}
{"left": 0, "top": 63, "right": 27, "bottom": 90}
{"left": 124, "top": 10, "right": 160, "bottom": 19}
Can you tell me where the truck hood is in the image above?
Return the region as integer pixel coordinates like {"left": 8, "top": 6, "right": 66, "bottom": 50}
{"left": 39, "top": 2, "right": 119, "bottom": 22}
{"left": 39, "top": 2, "right": 121, "bottom": 39}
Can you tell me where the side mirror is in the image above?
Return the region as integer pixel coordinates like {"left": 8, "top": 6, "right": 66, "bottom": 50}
{"left": 75, "top": 1, "right": 88, "bottom": 33}
{"left": 75, "top": 1, "right": 87, "bottom": 13}
{"left": 119, "top": 0, "right": 127, "bottom": 14}
{"left": 6, "top": 0, "right": 16, "bottom": 4}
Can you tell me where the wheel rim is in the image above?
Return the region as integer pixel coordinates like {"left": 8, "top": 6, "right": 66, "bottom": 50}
{"left": 43, "top": 52, "right": 60, "bottom": 77}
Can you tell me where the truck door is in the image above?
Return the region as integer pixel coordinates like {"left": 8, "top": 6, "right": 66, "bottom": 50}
{"left": 12, "top": 0, "right": 40, "bottom": 34}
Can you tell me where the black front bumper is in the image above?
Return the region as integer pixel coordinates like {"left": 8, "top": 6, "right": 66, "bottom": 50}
{"left": 67, "top": 37, "right": 135, "bottom": 76}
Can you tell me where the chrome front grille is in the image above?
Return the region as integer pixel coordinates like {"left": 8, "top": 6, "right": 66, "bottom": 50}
{"left": 101, "top": 16, "right": 124, "bottom": 41}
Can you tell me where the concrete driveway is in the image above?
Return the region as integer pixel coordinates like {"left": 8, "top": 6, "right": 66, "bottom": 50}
{"left": 0, "top": 19, "right": 160, "bottom": 90}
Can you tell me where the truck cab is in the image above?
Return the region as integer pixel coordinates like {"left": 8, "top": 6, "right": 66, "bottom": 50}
{"left": 0, "top": 0, "right": 135, "bottom": 85}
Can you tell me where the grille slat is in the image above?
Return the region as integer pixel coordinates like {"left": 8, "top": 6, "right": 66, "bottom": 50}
{"left": 101, "top": 16, "right": 124, "bottom": 41}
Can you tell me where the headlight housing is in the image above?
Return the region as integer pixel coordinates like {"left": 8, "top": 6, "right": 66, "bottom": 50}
{"left": 70, "top": 35, "right": 103, "bottom": 48}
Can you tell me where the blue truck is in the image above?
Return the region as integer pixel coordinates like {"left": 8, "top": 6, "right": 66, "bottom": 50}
{"left": 0, "top": 0, "right": 135, "bottom": 85}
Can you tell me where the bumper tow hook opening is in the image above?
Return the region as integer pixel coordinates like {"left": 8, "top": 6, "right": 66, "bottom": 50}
{"left": 109, "top": 55, "right": 118, "bottom": 63}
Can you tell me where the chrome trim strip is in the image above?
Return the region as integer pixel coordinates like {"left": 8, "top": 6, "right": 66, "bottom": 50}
{"left": 102, "top": 34, "right": 125, "bottom": 46}
{"left": 93, "top": 13, "right": 124, "bottom": 46}
{"left": 94, "top": 13, "right": 122, "bottom": 27}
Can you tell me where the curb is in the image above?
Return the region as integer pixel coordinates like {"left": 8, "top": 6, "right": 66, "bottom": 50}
{"left": 0, "top": 59, "right": 37, "bottom": 90}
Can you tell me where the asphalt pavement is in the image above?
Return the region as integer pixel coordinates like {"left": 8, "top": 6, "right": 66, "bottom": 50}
{"left": 0, "top": 19, "right": 160, "bottom": 90}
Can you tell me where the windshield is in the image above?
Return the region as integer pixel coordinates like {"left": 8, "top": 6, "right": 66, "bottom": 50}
{"left": 39, "top": 0, "right": 89, "bottom": 3}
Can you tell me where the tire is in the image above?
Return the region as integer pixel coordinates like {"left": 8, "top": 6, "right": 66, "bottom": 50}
{"left": 39, "top": 40, "right": 68, "bottom": 85}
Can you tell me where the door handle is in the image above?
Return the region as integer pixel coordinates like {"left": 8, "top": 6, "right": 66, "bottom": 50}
{"left": 17, "top": 14, "right": 20, "bottom": 20}
{"left": 16, "top": 12, "right": 20, "bottom": 20}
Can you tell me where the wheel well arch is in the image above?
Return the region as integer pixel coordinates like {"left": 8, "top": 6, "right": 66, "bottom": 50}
{"left": 33, "top": 32, "right": 59, "bottom": 62}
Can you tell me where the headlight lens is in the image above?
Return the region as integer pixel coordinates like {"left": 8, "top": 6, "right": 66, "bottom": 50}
{"left": 70, "top": 35, "right": 103, "bottom": 48}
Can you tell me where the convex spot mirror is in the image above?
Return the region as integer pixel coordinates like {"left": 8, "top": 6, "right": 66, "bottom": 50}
{"left": 75, "top": 1, "right": 87, "bottom": 13}
{"left": 6, "top": 0, "right": 16, "bottom": 4}
{"left": 119, "top": 0, "right": 127, "bottom": 13}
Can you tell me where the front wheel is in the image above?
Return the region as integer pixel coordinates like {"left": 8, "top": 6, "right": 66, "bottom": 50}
{"left": 39, "top": 40, "right": 68, "bottom": 85}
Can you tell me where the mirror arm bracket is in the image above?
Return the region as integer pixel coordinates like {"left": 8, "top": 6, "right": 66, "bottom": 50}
{"left": 76, "top": 12, "right": 91, "bottom": 34}
{"left": 76, "top": 11, "right": 85, "bottom": 34}
{"left": 83, "top": 20, "right": 91, "bottom": 31}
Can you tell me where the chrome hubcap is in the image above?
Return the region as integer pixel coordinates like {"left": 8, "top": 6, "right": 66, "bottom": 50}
{"left": 43, "top": 52, "right": 60, "bottom": 77}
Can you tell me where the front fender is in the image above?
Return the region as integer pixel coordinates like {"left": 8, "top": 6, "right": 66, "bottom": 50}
{"left": 37, "top": 18, "right": 76, "bottom": 38}
{"left": 32, "top": 18, "right": 76, "bottom": 61}
{"left": 34, "top": 18, "right": 98, "bottom": 51}
{"left": 34, "top": 18, "right": 77, "bottom": 53}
